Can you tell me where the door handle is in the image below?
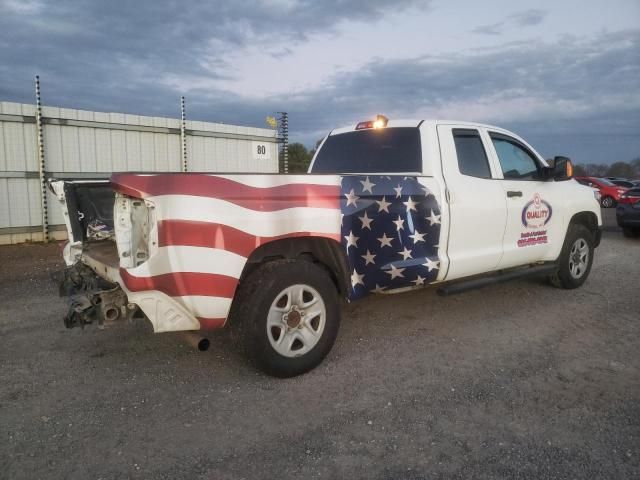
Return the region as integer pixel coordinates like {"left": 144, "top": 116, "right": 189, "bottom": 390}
{"left": 507, "top": 191, "right": 523, "bottom": 198}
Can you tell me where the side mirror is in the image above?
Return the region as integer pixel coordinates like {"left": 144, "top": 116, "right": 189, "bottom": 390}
{"left": 548, "top": 156, "right": 573, "bottom": 181}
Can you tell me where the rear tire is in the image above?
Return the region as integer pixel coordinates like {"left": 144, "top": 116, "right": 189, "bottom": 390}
{"left": 230, "top": 259, "right": 340, "bottom": 377}
{"left": 601, "top": 196, "right": 615, "bottom": 208}
{"left": 549, "top": 224, "right": 594, "bottom": 289}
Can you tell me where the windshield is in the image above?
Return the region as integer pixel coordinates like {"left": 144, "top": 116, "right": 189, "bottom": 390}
{"left": 311, "top": 127, "right": 422, "bottom": 173}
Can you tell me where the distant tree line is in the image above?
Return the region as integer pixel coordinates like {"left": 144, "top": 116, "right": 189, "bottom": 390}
{"left": 279, "top": 141, "right": 322, "bottom": 173}
{"left": 573, "top": 158, "right": 640, "bottom": 179}
{"left": 281, "top": 143, "right": 640, "bottom": 179}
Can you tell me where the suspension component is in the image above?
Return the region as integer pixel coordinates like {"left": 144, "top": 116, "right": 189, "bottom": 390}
{"left": 56, "top": 263, "right": 139, "bottom": 329}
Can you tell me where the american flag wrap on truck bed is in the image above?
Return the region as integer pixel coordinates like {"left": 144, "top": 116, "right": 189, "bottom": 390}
{"left": 111, "top": 173, "right": 343, "bottom": 330}
{"left": 110, "top": 173, "right": 441, "bottom": 330}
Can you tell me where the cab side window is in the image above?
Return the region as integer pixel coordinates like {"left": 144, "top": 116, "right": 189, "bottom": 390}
{"left": 490, "top": 133, "right": 541, "bottom": 180}
{"left": 453, "top": 129, "right": 492, "bottom": 179}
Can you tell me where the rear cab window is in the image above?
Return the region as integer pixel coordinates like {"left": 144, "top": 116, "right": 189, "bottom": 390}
{"left": 452, "top": 129, "right": 492, "bottom": 179}
{"left": 311, "top": 127, "right": 422, "bottom": 173}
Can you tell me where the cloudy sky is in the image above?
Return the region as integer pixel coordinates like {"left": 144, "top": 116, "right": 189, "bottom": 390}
{"left": 1, "top": 0, "right": 639, "bottom": 164}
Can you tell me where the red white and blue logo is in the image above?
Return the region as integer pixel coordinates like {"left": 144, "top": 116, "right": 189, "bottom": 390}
{"left": 521, "top": 193, "right": 552, "bottom": 228}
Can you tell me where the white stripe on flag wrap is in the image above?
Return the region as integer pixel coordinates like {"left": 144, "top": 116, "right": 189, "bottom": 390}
{"left": 216, "top": 174, "right": 341, "bottom": 188}
{"left": 127, "top": 246, "right": 246, "bottom": 279}
{"left": 149, "top": 195, "right": 342, "bottom": 238}
{"left": 175, "top": 296, "right": 234, "bottom": 319}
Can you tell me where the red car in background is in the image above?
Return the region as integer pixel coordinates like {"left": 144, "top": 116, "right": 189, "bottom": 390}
{"left": 618, "top": 187, "right": 640, "bottom": 205}
{"left": 575, "top": 176, "right": 628, "bottom": 208}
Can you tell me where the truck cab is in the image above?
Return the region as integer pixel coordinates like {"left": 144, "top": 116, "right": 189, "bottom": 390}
{"left": 310, "top": 118, "right": 601, "bottom": 285}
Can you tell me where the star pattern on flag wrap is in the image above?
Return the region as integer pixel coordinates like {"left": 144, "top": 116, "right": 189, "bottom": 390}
{"left": 340, "top": 175, "right": 442, "bottom": 299}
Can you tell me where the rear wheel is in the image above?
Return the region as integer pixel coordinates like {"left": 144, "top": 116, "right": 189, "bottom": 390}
{"left": 601, "top": 196, "right": 615, "bottom": 208}
{"left": 230, "top": 259, "right": 340, "bottom": 377}
{"left": 549, "top": 224, "right": 594, "bottom": 289}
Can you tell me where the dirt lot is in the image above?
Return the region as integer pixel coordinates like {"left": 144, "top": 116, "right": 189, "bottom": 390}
{"left": 1, "top": 209, "right": 638, "bottom": 480}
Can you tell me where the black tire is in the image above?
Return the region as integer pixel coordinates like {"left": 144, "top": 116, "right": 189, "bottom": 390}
{"left": 229, "top": 259, "right": 341, "bottom": 377}
{"left": 601, "top": 196, "right": 615, "bottom": 208}
{"left": 549, "top": 224, "right": 595, "bottom": 289}
{"left": 622, "top": 227, "right": 640, "bottom": 238}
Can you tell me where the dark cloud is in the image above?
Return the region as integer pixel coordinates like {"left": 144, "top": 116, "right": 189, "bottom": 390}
{"left": 0, "top": 2, "right": 637, "bottom": 164}
{"left": 269, "top": 47, "right": 294, "bottom": 60}
{"left": 0, "top": 0, "right": 433, "bottom": 132}
{"left": 271, "top": 29, "right": 640, "bottom": 161}
{"left": 473, "top": 8, "right": 546, "bottom": 35}
{"left": 0, "top": 0, "right": 431, "bottom": 97}
{"left": 274, "top": 30, "right": 639, "bottom": 134}
{"left": 472, "top": 22, "right": 504, "bottom": 36}
{"left": 510, "top": 9, "right": 547, "bottom": 27}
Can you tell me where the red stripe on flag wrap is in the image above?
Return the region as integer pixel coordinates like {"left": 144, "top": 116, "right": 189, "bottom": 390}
{"left": 120, "top": 269, "right": 238, "bottom": 298}
{"left": 157, "top": 220, "right": 342, "bottom": 257}
{"left": 111, "top": 173, "right": 339, "bottom": 211}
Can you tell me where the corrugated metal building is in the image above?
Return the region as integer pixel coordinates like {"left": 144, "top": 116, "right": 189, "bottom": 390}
{"left": 0, "top": 102, "right": 279, "bottom": 244}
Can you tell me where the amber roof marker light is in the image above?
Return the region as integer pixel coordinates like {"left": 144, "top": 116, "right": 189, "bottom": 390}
{"left": 356, "top": 114, "right": 389, "bottom": 130}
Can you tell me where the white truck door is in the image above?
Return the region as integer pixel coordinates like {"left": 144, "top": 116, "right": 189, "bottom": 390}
{"left": 436, "top": 125, "right": 507, "bottom": 280}
{"left": 484, "top": 130, "right": 565, "bottom": 269}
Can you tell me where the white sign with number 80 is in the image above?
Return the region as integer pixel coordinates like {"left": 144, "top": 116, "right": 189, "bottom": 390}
{"left": 252, "top": 142, "right": 271, "bottom": 161}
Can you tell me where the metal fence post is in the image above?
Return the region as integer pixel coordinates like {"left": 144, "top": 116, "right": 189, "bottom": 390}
{"left": 35, "top": 75, "right": 49, "bottom": 242}
{"left": 278, "top": 112, "right": 288, "bottom": 173}
{"left": 180, "top": 96, "right": 187, "bottom": 172}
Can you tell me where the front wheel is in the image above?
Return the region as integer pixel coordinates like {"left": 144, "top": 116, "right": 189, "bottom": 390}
{"left": 230, "top": 259, "right": 341, "bottom": 377}
{"left": 549, "top": 224, "right": 595, "bottom": 289}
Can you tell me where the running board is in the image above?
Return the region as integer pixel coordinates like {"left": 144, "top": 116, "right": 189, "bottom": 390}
{"left": 437, "top": 264, "right": 558, "bottom": 296}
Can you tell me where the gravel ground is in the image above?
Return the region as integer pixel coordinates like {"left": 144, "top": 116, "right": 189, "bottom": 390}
{"left": 1, "top": 209, "right": 638, "bottom": 480}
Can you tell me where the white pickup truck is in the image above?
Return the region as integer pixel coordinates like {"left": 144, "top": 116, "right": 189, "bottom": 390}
{"left": 50, "top": 116, "right": 602, "bottom": 376}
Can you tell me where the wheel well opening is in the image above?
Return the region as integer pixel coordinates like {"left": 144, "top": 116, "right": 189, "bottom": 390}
{"left": 569, "top": 211, "right": 598, "bottom": 234}
{"left": 239, "top": 237, "right": 350, "bottom": 298}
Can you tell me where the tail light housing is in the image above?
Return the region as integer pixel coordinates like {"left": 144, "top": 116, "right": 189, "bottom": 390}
{"left": 114, "top": 194, "right": 157, "bottom": 268}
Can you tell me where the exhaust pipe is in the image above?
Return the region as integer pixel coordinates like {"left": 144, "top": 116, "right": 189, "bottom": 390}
{"left": 104, "top": 307, "right": 119, "bottom": 321}
{"left": 182, "top": 332, "right": 210, "bottom": 352}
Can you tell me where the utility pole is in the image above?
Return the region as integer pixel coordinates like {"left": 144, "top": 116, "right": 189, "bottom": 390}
{"left": 35, "top": 75, "right": 48, "bottom": 242}
{"left": 277, "top": 112, "right": 288, "bottom": 173}
{"left": 180, "top": 96, "right": 187, "bottom": 172}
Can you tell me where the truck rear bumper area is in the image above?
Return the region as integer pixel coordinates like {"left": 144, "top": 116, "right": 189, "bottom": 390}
{"left": 60, "top": 242, "right": 209, "bottom": 333}
{"left": 49, "top": 178, "right": 226, "bottom": 333}
{"left": 57, "top": 259, "right": 132, "bottom": 330}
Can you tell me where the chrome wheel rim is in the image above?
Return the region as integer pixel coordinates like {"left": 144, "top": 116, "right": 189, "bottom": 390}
{"left": 602, "top": 197, "right": 613, "bottom": 207}
{"left": 568, "top": 238, "right": 589, "bottom": 279}
{"left": 266, "top": 284, "right": 326, "bottom": 358}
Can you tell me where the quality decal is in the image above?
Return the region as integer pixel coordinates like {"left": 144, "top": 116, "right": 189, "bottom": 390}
{"left": 521, "top": 193, "right": 552, "bottom": 228}
{"left": 518, "top": 193, "right": 551, "bottom": 247}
